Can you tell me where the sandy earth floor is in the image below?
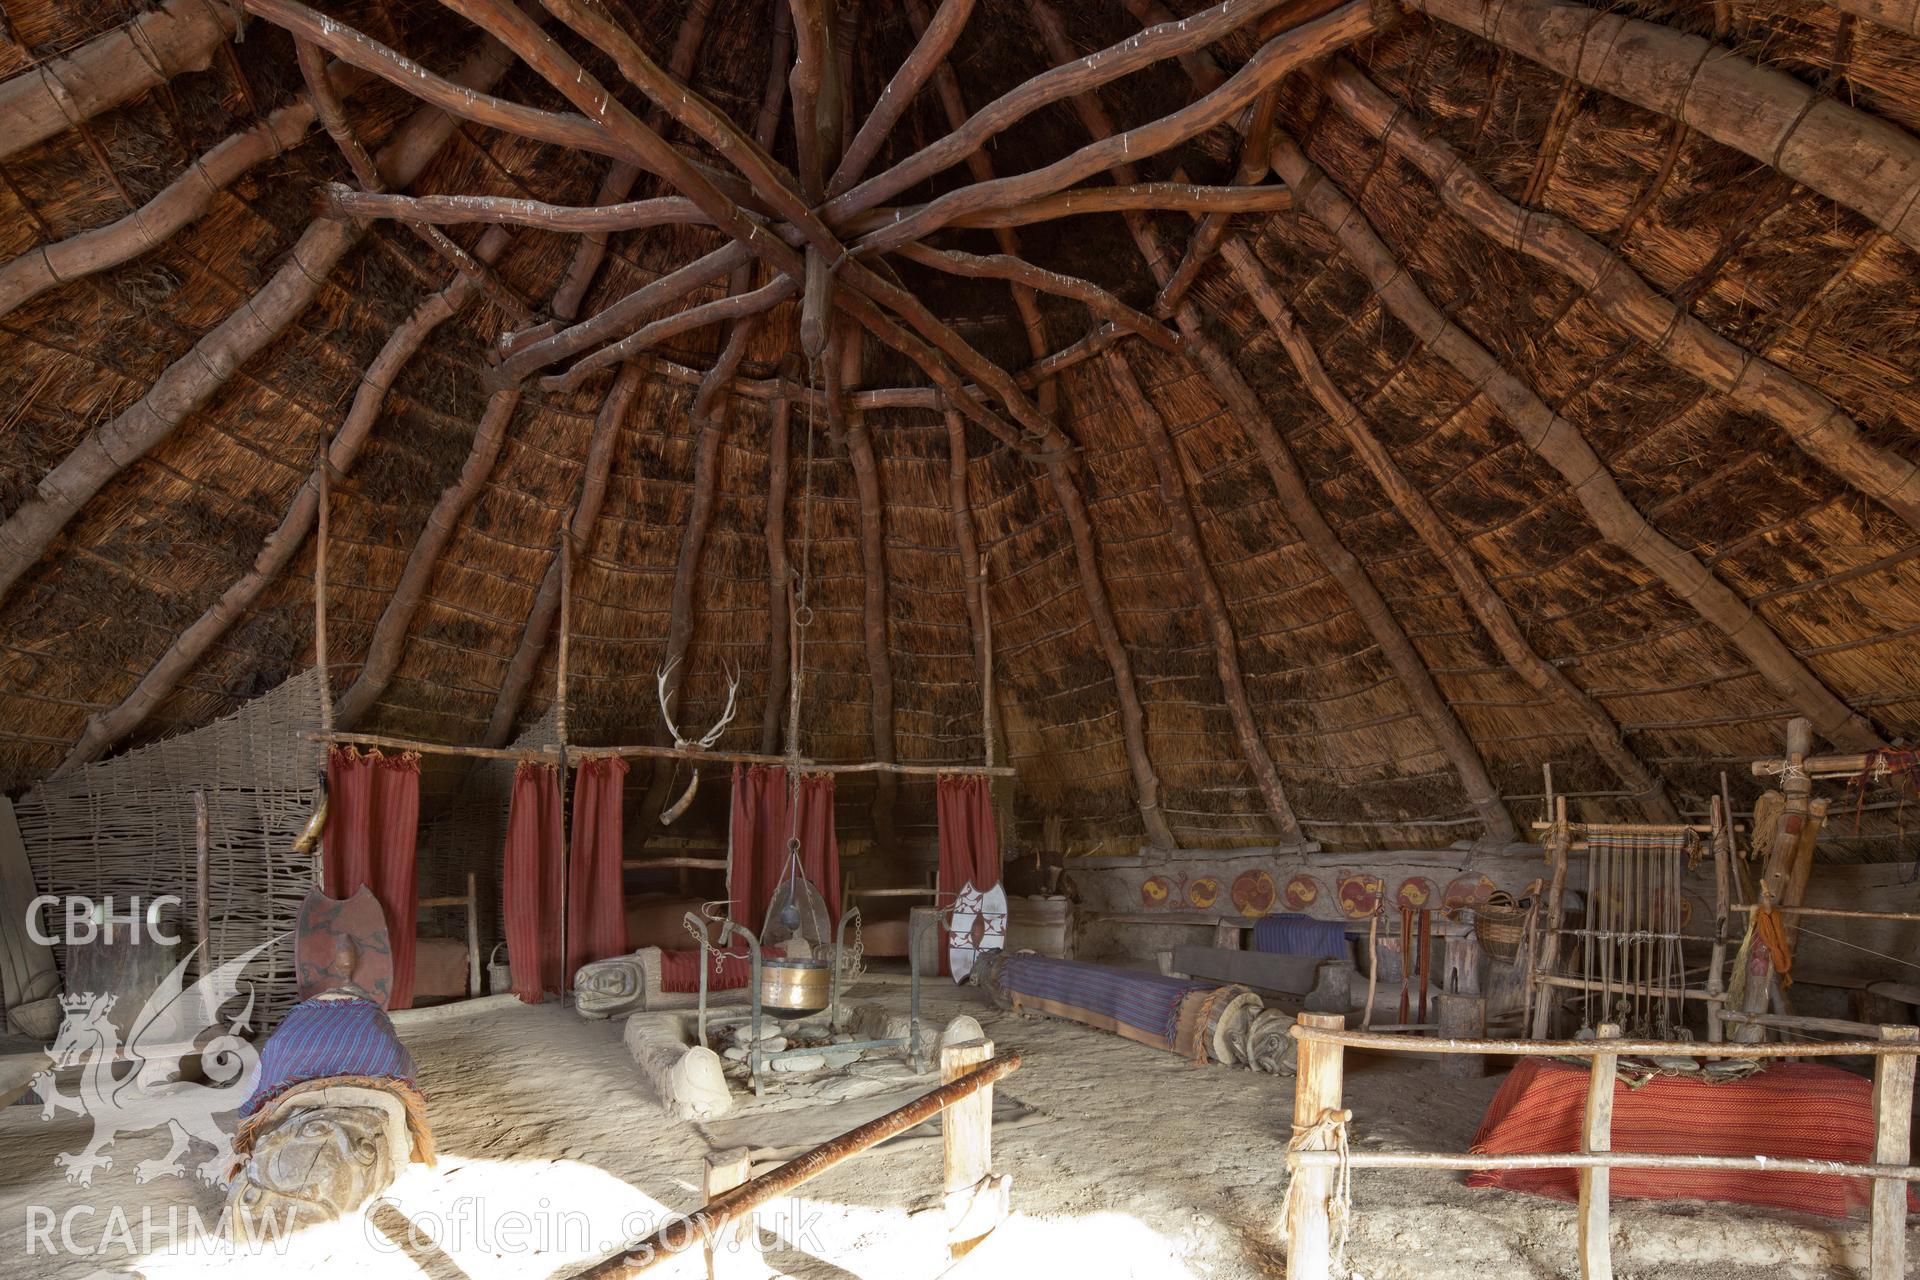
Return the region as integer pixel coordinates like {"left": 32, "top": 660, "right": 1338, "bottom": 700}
{"left": 0, "top": 979, "right": 1910, "bottom": 1279}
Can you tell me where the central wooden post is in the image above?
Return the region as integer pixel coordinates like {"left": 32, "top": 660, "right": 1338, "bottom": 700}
{"left": 1578, "top": 1022, "right": 1621, "bottom": 1279}
{"left": 1285, "top": 1012, "right": 1347, "bottom": 1280}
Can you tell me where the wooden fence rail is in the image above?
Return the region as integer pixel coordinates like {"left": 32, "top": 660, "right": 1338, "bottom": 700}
{"left": 1283, "top": 1013, "right": 1919, "bottom": 1280}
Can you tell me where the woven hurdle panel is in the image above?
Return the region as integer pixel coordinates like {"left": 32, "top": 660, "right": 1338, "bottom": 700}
{"left": 15, "top": 669, "right": 324, "bottom": 1024}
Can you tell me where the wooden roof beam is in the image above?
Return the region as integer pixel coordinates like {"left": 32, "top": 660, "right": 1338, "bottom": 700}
{"left": 58, "top": 227, "right": 514, "bottom": 772}
{"left": 483, "top": 363, "right": 647, "bottom": 747}
{"left": 1028, "top": 11, "right": 1514, "bottom": 841}
{"left": 293, "top": 37, "right": 535, "bottom": 327}
{"left": 0, "top": 37, "right": 516, "bottom": 612}
{"left": 549, "top": 0, "right": 725, "bottom": 323}
{"left": 894, "top": 242, "right": 1180, "bottom": 354}
{"left": 845, "top": 2, "right": 1382, "bottom": 258}
{"left": 0, "top": 0, "right": 240, "bottom": 161}
{"left": 331, "top": 386, "right": 524, "bottom": 728}
{"left": 1216, "top": 234, "right": 1682, "bottom": 823}
{"left": 1317, "top": 57, "right": 1920, "bottom": 539}
{"left": 0, "top": 62, "right": 375, "bottom": 322}
{"left": 834, "top": 332, "right": 902, "bottom": 853}
{"left": 830, "top": 0, "right": 975, "bottom": 196}
{"left": 902, "top": 0, "right": 1059, "bottom": 419}
{"left": 1404, "top": 0, "right": 1920, "bottom": 255}
{"left": 1270, "top": 132, "right": 1884, "bottom": 753}
{"left": 1823, "top": 0, "right": 1920, "bottom": 35}
{"left": 1102, "top": 348, "right": 1307, "bottom": 846}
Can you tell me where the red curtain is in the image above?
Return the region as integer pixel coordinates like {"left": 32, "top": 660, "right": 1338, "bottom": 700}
{"left": 567, "top": 756, "right": 628, "bottom": 976}
{"left": 503, "top": 762, "right": 564, "bottom": 1003}
{"left": 322, "top": 747, "right": 421, "bottom": 1009}
{"left": 936, "top": 774, "right": 1000, "bottom": 976}
{"left": 728, "top": 764, "right": 840, "bottom": 932}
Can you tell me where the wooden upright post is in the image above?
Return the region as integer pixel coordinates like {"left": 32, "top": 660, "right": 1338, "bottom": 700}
{"left": 315, "top": 452, "right": 332, "bottom": 733}
{"left": 1578, "top": 1022, "right": 1620, "bottom": 1280}
{"left": 193, "top": 789, "right": 211, "bottom": 977}
{"left": 1285, "top": 1012, "right": 1348, "bottom": 1280}
{"left": 557, "top": 531, "right": 572, "bottom": 995}
{"left": 701, "top": 1146, "right": 764, "bottom": 1280}
{"left": 941, "top": 1035, "right": 1008, "bottom": 1258}
{"left": 1531, "top": 796, "right": 1571, "bottom": 1038}
{"left": 1869, "top": 1024, "right": 1917, "bottom": 1280}
{"left": 465, "top": 870, "right": 481, "bottom": 999}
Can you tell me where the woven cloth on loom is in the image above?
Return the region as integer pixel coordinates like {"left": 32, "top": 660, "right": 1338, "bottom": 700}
{"left": 1469, "top": 1058, "right": 1918, "bottom": 1217}
{"left": 1251, "top": 912, "right": 1348, "bottom": 958}
{"left": 239, "top": 993, "right": 416, "bottom": 1119}
{"left": 1000, "top": 954, "right": 1211, "bottom": 1052}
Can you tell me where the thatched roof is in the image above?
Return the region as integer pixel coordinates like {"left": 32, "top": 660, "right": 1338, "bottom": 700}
{"left": 2, "top": 0, "right": 1918, "bottom": 859}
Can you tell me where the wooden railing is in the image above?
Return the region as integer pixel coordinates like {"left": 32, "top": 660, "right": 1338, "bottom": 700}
{"left": 568, "top": 1043, "right": 1018, "bottom": 1278}
{"left": 1282, "top": 1013, "right": 1919, "bottom": 1280}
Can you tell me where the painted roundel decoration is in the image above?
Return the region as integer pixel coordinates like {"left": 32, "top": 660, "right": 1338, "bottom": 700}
{"left": 1282, "top": 874, "right": 1321, "bottom": 911}
{"left": 1336, "top": 873, "right": 1384, "bottom": 919}
{"left": 1140, "top": 875, "right": 1176, "bottom": 907}
{"left": 1396, "top": 876, "right": 1436, "bottom": 911}
{"left": 1443, "top": 874, "right": 1498, "bottom": 912}
{"left": 1186, "top": 877, "right": 1221, "bottom": 910}
{"left": 1231, "top": 870, "right": 1277, "bottom": 918}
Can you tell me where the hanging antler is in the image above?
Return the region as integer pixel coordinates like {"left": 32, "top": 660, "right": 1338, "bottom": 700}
{"left": 657, "top": 660, "right": 742, "bottom": 824}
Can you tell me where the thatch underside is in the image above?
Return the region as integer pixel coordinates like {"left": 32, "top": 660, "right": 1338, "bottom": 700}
{"left": 1, "top": 0, "right": 1918, "bottom": 861}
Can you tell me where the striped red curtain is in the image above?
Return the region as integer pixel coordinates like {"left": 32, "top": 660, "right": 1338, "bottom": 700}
{"left": 321, "top": 746, "right": 421, "bottom": 1009}
{"left": 503, "top": 761, "right": 564, "bottom": 1003}
{"left": 567, "top": 756, "right": 628, "bottom": 976}
{"left": 728, "top": 764, "right": 840, "bottom": 932}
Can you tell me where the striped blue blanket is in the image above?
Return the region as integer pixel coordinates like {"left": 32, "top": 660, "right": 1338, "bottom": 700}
{"left": 240, "top": 994, "right": 416, "bottom": 1118}
{"left": 999, "top": 954, "right": 1210, "bottom": 1045}
{"left": 1251, "top": 912, "right": 1349, "bottom": 959}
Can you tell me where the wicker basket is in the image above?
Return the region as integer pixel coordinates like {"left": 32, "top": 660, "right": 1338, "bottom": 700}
{"left": 1473, "top": 892, "right": 1528, "bottom": 962}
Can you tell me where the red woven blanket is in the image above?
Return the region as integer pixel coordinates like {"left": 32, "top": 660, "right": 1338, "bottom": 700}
{"left": 1469, "top": 1058, "right": 1916, "bottom": 1218}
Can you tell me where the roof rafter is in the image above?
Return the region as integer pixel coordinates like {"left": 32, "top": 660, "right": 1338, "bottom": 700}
{"left": 0, "top": 36, "right": 518, "bottom": 612}
{"left": 1270, "top": 131, "right": 1885, "bottom": 753}
{"left": 1031, "top": 2, "right": 1515, "bottom": 842}
{"left": 1315, "top": 57, "right": 1920, "bottom": 539}
{"left": 1406, "top": 0, "right": 1920, "bottom": 255}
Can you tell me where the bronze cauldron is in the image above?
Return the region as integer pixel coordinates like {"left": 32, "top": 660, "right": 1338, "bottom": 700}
{"left": 759, "top": 956, "right": 831, "bottom": 1017}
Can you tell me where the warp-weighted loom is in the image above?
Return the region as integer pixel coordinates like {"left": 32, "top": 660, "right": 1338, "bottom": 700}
{"left": 1523, "top": 794, "right": 1738, "bottom": 1042}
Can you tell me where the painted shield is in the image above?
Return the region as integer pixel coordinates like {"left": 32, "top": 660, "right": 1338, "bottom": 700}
{"left": 1282, "top": 875, "right": 1321, "bottom": 911}
{"left": 1443, "top": 874, "right": 1498, "bottom": 912}
{"left": 1396, "top": 877, "right": 1436, "bottom": 911}
{"left": 296, "top": 885, "right": 393, "bottom": 1007}
{"left": 1231, "top": 870, "right": 1277, "bottom": 918}
{"left": 1141, "top": 875, "right": 1176, "bottom": 907}
{"left": 1186, "top": 877, "right": 1221, "bottom": 910}
{"left": 948, "top": 881, "right": 1008, "bottom": 982}
{"left": 1337, "top": 873, "right": 1384, "bottom": 919}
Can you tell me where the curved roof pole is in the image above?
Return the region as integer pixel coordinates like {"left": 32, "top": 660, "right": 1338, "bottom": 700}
{"left": 548, "top": 0, "right": 725, "bottom": 326}
{"left": 903, "top": 0, "right": 1178, "bottom": 847}
{"left": 1110, "top": 0, "right": 1671, "bottom": 824}
{"left": 0, "top": 0, "right": 240, "bottom": 161}
{"left": 1403, "top": 0, "right": 1920, "bottom": 255}
{"left": 1103, "top": 349, "right": 1308, "bottom": 846}
{"left": 482, "top": 364, "right": 647, "bottom": 748}
{"left": 1216, "top": 235, "right": 1682, "bottom": 824}
{"left": 1029, "top": 0, "right": 1516, "bottom": 844}
{"left": 1270, "top": 132, "right": 1884, "bottom": 754}
{"left": 0, "top": 36, "right": 517, "bottom": 612}
{"left": 1315, "top": 57, "right": 1920, "bottom": 539}
{"left": 58, "top": 226, "right": 514, "bottom": 773}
